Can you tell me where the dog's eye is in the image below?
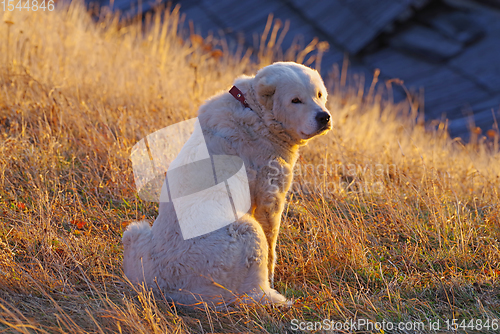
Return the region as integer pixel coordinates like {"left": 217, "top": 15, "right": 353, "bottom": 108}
{"left": 318, "top": 92, "right": 322, "bottom": 99}
{"left": 291, "top": 98, "right": 302, "bottom": 104}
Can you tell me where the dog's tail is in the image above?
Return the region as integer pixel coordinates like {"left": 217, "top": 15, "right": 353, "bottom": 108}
{"left": 122, "top": 221, "right": 153, "bottom": 284}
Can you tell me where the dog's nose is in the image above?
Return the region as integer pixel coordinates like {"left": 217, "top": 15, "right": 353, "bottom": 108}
{"left": 315, "top": 111, "right": 330, "bottom": 127}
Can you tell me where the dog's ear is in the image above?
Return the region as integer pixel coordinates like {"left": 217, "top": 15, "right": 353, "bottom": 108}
{"left": 255, "top": 75, "right": 276, "bottom": 110}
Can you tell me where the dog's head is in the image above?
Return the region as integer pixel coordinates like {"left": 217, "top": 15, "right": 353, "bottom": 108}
{"left": 253, "top": 62, "right": 331, "bottom": 142}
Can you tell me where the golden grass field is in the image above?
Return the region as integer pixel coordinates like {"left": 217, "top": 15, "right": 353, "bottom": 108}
{"left": 1, "top": 2, "right": 499, "bottom": 333}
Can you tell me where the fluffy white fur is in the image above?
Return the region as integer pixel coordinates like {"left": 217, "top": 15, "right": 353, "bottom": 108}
{"left": 123, "top": 62, "right": 331, "bottom": 306}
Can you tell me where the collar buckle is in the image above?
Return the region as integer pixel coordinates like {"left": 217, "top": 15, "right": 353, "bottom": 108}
{"left": 229, "top": 86, "right": 250, "bottom": 109}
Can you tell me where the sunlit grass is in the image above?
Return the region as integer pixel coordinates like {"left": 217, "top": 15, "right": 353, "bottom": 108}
{"left": 0, "top": 2, "right": 499, "bottom": 333}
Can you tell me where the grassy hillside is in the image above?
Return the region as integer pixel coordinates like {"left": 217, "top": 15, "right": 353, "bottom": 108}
{"left": 0, "top": 2, "right": 499, "bottom": 333}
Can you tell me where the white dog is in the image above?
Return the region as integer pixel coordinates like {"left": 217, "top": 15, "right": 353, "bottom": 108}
{"left": 123, "top": 62, "right": 331, "bottom": 305}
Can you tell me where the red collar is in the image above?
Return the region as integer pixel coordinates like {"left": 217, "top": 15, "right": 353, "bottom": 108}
{"left": 229, "top": 86, "right": 250, "bottom": 109}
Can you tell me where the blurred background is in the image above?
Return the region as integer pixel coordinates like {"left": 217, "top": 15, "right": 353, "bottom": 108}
{"left": 86, "top": 0, "right": 500, "bottom": 141}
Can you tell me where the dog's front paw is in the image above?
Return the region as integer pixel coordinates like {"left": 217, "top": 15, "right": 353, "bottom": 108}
{"left": 238, "top": 288, "right": 288, "bottom": 305}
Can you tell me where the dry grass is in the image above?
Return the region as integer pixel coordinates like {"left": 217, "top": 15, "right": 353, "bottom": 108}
{"left": 1, "top": 2, "right": 499, "bottom": 333}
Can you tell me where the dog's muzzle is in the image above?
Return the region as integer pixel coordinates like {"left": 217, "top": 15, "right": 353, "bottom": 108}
{"left": 315, "top": 111, "right": 331, "bottom": 131}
